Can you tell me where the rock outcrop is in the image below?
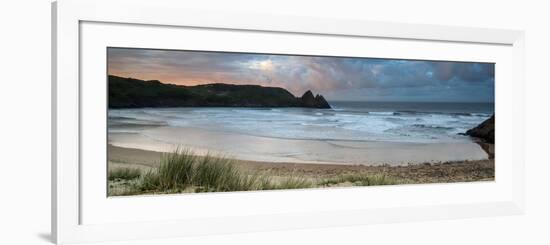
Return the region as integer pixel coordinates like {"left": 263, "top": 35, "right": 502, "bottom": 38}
{"left": 299, "top": 90, "right": 331, "bottom": 109}
{"left": 108, "top": 75, "right": 331, "bottom": 109}
{"left": 466, "top": 115, "right": 495, "bottom": 143}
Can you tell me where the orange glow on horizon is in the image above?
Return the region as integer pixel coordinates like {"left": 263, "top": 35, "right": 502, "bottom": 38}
{"left": 108, "top": 72, "right": 269, "bottom": 87}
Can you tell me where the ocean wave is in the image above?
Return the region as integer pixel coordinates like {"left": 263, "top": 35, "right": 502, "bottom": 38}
{"left": 411, "top": 124, "right": 455, "bottom": 130}
{"left": 108, "top": 106, "right": 491, "bottom": 143}
{"left": 367, "top": 111, "right": 394, "bottom": 116}
{"left": 400, "top": 111, "right": 492, "bottom": 117}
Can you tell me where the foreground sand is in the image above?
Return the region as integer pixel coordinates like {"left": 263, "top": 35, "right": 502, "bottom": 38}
{"left": 108, "top": 144, "right": 494, "bottom": 187}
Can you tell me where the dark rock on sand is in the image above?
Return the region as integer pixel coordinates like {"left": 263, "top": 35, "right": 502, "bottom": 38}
{"left": 466, "top": 115, "right": 495, "bottom": 143}
{"left": 466, "top": 115, "right": 495, "bottom": 159}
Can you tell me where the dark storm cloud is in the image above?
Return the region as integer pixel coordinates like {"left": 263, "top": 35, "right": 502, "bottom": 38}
{"left": 108, "top": 48, "right": 494, "bottom": 102}
{"left": 431, "top": 62, "right": 494, "bottom": 83}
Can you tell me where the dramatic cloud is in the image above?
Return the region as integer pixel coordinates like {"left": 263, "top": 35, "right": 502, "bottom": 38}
{"left": 108, "top": 48, "right": 494, "bottom": 102}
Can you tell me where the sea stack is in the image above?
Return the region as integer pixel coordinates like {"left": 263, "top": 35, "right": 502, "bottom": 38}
{"left": 466, "top": 115, "right": 495, "bottom": 143}
{"left": 300, "top": 90, "right": 331, "bottom": 109}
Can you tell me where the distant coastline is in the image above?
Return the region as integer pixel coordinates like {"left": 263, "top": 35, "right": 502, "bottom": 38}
{"left": 108, "top": 75, "right": 331, "bottom": 109}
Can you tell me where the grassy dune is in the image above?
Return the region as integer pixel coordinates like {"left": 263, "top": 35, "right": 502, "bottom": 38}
{"left": 108, "top": 148, "right": 402, "bottom": 196}
{"left": 108, "top": 168, "right": 141, "bottom": 181}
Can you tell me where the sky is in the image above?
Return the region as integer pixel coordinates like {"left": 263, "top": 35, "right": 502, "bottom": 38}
{"left": 108, "top": 47, "right": 495, "bottom": 102}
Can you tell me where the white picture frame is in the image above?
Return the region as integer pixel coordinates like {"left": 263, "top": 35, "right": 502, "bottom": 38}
{"left": 52, "top": 0, "right": 525, "bottom": 244}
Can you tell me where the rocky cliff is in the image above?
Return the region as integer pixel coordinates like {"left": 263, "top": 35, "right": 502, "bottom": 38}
{"left": 108, "top": 75, "right": 331, "bottom": 109}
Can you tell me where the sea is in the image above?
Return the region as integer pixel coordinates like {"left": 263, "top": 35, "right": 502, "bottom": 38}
{"left": 108, "top": 101, "right": 494, "bottom": 144}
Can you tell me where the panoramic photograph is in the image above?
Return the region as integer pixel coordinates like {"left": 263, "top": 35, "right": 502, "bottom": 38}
{"left": 107, "top": 47, "right": 495, "bottom": 196}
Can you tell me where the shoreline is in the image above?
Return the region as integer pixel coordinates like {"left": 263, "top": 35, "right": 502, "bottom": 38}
{"left": 108, "top": 126, "right": 489, "bottom": 166}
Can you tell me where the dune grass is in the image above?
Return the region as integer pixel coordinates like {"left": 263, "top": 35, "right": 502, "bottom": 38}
{"left": 126, "top": 149, "right": 264, "bottom": 194}
{"left": 320, "top": 173, "right": 402, "bottom": 186}
{"left": 193, "top": 154, "right": 244, "bottom": 192}
{"left": 156, "top": 148, "right": 195, "bottom": 190}
{"left": 108, "top": 167, "right": 141, "bottom": 181}
{"left": 270, "top": 175, "right": 313, "bottom": 190}
{"left": 108, "top": 148, "right": 401, "bottom": 196}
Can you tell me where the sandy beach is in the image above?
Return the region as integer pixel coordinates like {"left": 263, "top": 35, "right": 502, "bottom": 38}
{"left": 109, "top": 126, "right": 488, "bottom": 166}
{"left": 108, "top": 144, "right": 494, "bottom": 192}
{"left": 108, "top": 142, "right": 495, "bottom": 196}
